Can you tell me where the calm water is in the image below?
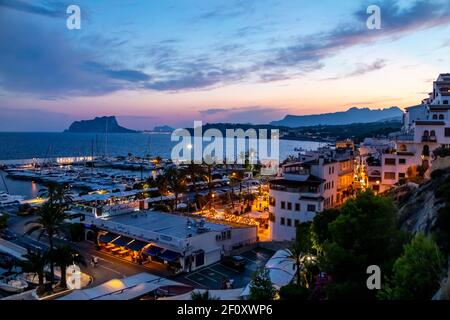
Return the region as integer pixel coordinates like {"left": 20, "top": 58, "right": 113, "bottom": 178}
{"left": 0, "top": 132, "right": 325, "bottom": 198}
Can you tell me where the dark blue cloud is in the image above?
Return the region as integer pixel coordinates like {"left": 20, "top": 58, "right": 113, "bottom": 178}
{"left": 0, "top": 8, "right": 149, "bottom": 98}
{"left": 0, "top": 0, "right": 66, "bottom": 18}
{"left": 1, "top": 0, "right": 449, "bottom": 97}
{"left": 82, "top": 62, "right": 151, "bottom": 82}
{"left": 264, "top": 0, "right": 450, "bottom": 71}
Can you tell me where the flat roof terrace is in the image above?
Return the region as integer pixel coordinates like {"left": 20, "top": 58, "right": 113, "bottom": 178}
{"left": 103, "top": 211, "right": 229, "bottom": 239}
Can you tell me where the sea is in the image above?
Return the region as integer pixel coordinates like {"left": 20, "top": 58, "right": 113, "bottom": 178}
{"left": 0, "top": 132, "right": 326, "bottom": 199}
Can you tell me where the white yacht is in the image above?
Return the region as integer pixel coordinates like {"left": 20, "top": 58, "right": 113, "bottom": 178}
{"left": 0, "top": 192, "right": 25, "bottom": 207}
{"left": 0, "top": 273, "right": 28, "bottom": 293}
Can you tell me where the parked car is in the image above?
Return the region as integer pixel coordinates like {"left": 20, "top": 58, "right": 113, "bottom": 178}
{"left": 221, "top": 255, "right": 246, "bottom": 270}
{"left": 0, "top": 229, "right": 17, "bottom": 241}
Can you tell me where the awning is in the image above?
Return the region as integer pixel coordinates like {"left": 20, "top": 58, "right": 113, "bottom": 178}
{"left": 160, "top": 249, "right": 181, "bottom": 261}
{"left": 143, "top": 245, "right": 164, "bottom": 257}
{"left": 98, "top": 232, "right": 120, "bottom": 243}
{"left": 126, "top": 240, "right": 148, "bottom": 252}
{"left": 111, "top": 236, "right": 133, "bottom": 247}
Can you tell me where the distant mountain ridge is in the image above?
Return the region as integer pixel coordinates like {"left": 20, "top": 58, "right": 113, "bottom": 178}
{"left": 270, "top": 107, "right": 403, "bottom": 127}
{"left": 64, "top": 116, "right": 137, "bottom": 133}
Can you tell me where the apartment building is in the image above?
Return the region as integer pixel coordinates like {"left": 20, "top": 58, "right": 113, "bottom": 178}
{"left": 364, "top": 73, "right": 450, "bottom": 192}
{"left": 268, "top": 156, "right": 338, "bottom": 241}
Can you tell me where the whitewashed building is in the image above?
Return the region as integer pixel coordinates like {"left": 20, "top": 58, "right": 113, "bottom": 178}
{"left": 364, "top": 73, "right": 450, "bottom": 192}
{"left": 269, "top": 156, "right": 338, "bottom": 241}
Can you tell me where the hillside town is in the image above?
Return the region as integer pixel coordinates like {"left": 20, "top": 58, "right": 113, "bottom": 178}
{"left": 1, "top": 74, "right": 449, "bottom": 301}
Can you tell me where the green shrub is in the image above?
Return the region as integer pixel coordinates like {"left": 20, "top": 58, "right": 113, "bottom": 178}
{"left": 279, "top": 283, "right": 310, "bottom": 300}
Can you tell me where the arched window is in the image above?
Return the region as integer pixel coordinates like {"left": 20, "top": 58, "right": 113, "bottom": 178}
{"left": 433, "top": 114, "right": 438, "bottom": 120}
{"left": 430, "top": 130, "right": 436, "bottom": 137}
{"left": 423, "top": 130, "right": 429, "bottom": 136}
{"left": 422, "top": 145, "right": 430, "bottom": 157}
{"left": 439, "top": 114, "right": 444, "bottom": 120}
{"left": 399, "top": 144, "right": 407, "bottom": 152}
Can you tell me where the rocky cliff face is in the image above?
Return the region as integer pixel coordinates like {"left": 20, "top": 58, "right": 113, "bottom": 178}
{"left": 395, "top": 181, "right": 443, "bottom": 233}
{"left": 389, "top": 166, "right": 450, "bottom": 251}
{"left": 65, "top": 116, "right": 136, "bottom": 133}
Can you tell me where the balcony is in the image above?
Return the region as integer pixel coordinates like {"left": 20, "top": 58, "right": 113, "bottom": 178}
{"left": 395, "top": 134, "right": 414, "bottom": 141}
{"left": 422, "top": 135, "right": 437, "bottom": 142}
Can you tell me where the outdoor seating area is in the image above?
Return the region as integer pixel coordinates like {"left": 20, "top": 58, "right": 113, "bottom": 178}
{"left": 97, "top": 231, "right": 183, "bottom": 272}
{"left": 98, "top": 232, "right": 148, "bottom": 262}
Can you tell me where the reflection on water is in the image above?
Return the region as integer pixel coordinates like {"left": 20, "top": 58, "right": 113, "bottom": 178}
{"left": 0, "top": 174, "right": 44, "bottom": 200}
{"left": 0, "top": 132, "right": 326, "bottom": 199}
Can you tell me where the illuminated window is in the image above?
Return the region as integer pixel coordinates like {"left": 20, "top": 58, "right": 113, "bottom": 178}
{"left": 384, "top": 172, "right": 396, "bottom": 180}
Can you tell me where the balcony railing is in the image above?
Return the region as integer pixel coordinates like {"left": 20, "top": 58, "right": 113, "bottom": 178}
{"left": 422, "top": 136, "right": 437, "bottom": 142}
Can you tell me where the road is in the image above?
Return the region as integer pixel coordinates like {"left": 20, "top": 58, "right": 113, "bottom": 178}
{"left": 4, "top": 211, "right": 172, "bottom": 287}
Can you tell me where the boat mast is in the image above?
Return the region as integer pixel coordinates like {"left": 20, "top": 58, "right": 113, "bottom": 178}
{"left": 0, "top": 170, "right": 9, "bottom": 194}
{"left": 105, "top": 118, "right": 108, "bottom": 158}
{"left": 91, "top": 138, "right": 94, "bottom": 174}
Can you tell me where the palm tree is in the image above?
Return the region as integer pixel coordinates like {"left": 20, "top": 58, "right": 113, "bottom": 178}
{"left": 54, "top": 183, "right": 73, "bottom": 206}
{"left": 52, "top": 245, "right": 86, "bottom": 289}
{"left": 25, "top": 202, "right": 68, "bottom": 286}
{"left": 186, "top": 163, "right": 205, "bottom": 210}
{"left": 229, "top": 171, "right": 244, "bottom": 210}
{"left": 278, "top": 243, "right": 317, "bottom": 288}
{"left": 20, "top": 250, "right": 49, "bottom": 294}
{"left": 165, "top": 167, "right": 187, "bottom": 212}
{"left": 155, "top": 173, "right": 168, "bottom": 203}
{"left": 38, "top": 182, "right": 58, "bottom": 203}
{"left": 203, "top": 156, "right": 216, "bottom": 210}
{"left": 287, "top": 242, "right": 304, "bottom": 286}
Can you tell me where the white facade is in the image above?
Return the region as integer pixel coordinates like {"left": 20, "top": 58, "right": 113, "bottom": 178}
{"left": 365, "top": 73, "right": 450, "bottom": 192}
{"left": 71, "top": 210, "right": 257, "bottom": 272}
{"left": 269, "top": 157, "right": 339, "bottom": 241}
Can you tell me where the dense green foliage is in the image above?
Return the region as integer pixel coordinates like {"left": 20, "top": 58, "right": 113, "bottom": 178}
{"left": 279, "top": 283, "right": 310, "bottom": 300}
{"left": 315, "top": 190, "right": 407, "bottom": 299}
{"left": 378, "top": 233, "right": 444, "bottom": 300}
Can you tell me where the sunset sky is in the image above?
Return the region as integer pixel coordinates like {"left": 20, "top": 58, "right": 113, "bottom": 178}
{"left": 0, "top": 0, "right": 449, "bottom": 131}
